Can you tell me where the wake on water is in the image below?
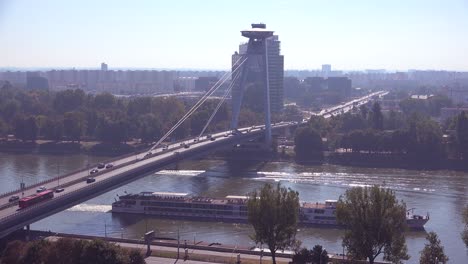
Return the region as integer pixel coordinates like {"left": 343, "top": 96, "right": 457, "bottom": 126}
{"left": 67, "top": 204, "right": 112, "bottom": 213}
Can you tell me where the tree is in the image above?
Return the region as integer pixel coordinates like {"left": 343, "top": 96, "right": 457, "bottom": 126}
{"left": 1, "top": 240, "right": 27, "bottom": 264}
{"left": 294, "top": 126, "right": 323, "bottom": 162}
{"left": 456, "top": 111, "right": 468, "bottom": 160}
{"left": 336, "top": 186, "right": 409, "bottom": 264}
{"left": 291, "top": 248, "right": 311, "bottom": 264}
{"left": 419, "top": 232, "right": 449, "bottom": 264}
{"left": 247, "top": 183, "right": 300, "bottom": 264}
{"left": 53, "top": 89, "right": 85, "bottom": 113}
{"left": 359, "top": 104, "right": 369, "bottom": 119}
{"left": 127, "top": 249, "right": 146, "bottom": 264}
{"left": 370, "top": 102, "right": 384, "bottom": 130}
{"left": 63, "top": 112, "right": 86, "bottom": 142}
{"left": 462, "top": 205, "right": 468, "bottom": 248}
{"left": 310, "top": 245, "right": 329, "bottom": 264}
{"left": 80, "top": 239, "right": 125, "bottom": 264}
{"left": 21, "top": 240, "right": 51, "bottom": 264}
{"left": 14, "top": 115, "right": 38, "bottom": 141}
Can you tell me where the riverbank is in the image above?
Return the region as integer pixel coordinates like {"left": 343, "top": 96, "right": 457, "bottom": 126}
{"left": 326, "top": 152, "right": 468, "bottom": 171}
{"left": 0, "top": 139, "right": 147, "bottom": 156}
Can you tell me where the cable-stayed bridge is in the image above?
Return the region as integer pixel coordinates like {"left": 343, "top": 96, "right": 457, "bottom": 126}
{"left": 0, "top": 22, "right": 387, "bottom": 238}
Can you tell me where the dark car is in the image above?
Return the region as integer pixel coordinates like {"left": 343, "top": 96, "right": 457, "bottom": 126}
{"left": 86, "top": 178, "right": 96, "bottom": 184}
{"left": 144, "top": 152, "right": 153, "bottom": 159}
{"left": 184, "top": 144, "right": 190, "bottom": 149}
{"left": 105, "top": 163, "right": 114, "bottom": 169}
{"left": 90, "top": 169, "right": 99, "bottom": 174}
{"left": 97, "top": 163, "right": 105, "bottom": 169}
{"left": 8, "top": 195, "right": 19, "bottom": 202}
{"left": 55, "top": 188, "right": 65, "bottom": 193}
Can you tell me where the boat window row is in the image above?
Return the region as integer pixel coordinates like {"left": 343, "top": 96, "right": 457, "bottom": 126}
{"left": 314, "top": 216, "right": 336, "bottom": 220}
{"left": 306, "top": 209, "right": 326, "bottom": 214}
{"left": 140, "top": 201, "right": 235, "bottom": 210}
{"left": 144, "top": 207, "right": 235, "bottom": 215}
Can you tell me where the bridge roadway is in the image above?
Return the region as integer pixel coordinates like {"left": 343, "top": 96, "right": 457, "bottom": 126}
{"left": 0, "top": 91, "right": 385, "bottom": 238}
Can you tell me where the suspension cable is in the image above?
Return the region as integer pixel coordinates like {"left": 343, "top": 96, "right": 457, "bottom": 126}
{"left": 198, "top": 66, "right": 242, "bottom": 138}
{"left": 148, "top": 56, "right": 247, "bottom": 151}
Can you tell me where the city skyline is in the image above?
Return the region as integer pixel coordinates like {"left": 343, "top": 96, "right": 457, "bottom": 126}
{"left": 1, "top": 0, "right": 468, "bottom": 71}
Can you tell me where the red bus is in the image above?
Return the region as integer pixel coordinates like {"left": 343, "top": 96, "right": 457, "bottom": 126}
{"left": 19, "top": 190, "right": 54, "bottom": 209}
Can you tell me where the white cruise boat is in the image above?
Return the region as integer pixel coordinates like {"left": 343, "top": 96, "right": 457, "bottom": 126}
{"left": 112, "top": 192, "right": 429, "bottom": 230}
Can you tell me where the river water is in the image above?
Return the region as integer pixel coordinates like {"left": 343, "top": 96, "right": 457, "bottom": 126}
{"left": 0, "top": 152, "right": 467, "bottom": 263}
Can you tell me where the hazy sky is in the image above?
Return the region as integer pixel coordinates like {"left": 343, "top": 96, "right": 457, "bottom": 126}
{"left": 1, "top": 0, "right": 468, "bottom": 71}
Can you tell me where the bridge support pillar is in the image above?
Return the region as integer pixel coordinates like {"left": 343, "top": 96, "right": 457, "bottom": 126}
{"left": 25, "top": 224, "right": 30, "bottom": 241}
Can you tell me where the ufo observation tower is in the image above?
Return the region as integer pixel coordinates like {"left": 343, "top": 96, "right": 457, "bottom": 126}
{"left": 231, "top": 23, "right": 274, "bottom": 144}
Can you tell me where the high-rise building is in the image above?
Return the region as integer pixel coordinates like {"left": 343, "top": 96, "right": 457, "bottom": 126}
{"left": 195, "top": 76, "right": 219, "bottom": 92}
{"left": 231, "top": 24, "right": 284, "bottom": 113}
{"left": 322, "top": 64, "right": 331, "bottom": 77}
{"left": 101, "top": 62, "right": 108, "bottom": 71}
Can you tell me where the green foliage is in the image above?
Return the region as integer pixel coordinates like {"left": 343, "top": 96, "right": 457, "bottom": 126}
{"left": 336, "top": 186, "right": 409, "bottom": 264}
{"left": 310, "top": 245, "right": 329, "bottom": 264}
{"left": 63, "top": 112, "right": 86, "bottom": 142}
{"left": 291, "top": 248, "right": 311, "bottom": 264}
{"left": 335, "top": 112, "right": 367, "bottom": 133}
{"left": 462, "top": 205, "right": 468, "bottom": 248}
{"left": 0, "top": 86, "right": 242, "bottom": 144}
{"left": 399, "top": 95, "right": 452, "bottom": 117}
{"left": 247, "top": 183, "right": 300, "bottom": 264}
{"left": 0, "top": 238, "right": 146, "bottom": 264}
{"left": 294, "top": 126, "right": 323, "bottom": 162}
{"left": 419, "top": 232, "right": 449, "bottom": 264}
{"left": 456, "top": 111, "right": 468, "bottom": 160}
{"left": 14, "top": 115, "right": 37, "bottom": 141}
{"left": 370, "top": 102, "right": 384, "bottom": 130}
{"left": 53, "top": 89, "right": 85, "bottom": 113}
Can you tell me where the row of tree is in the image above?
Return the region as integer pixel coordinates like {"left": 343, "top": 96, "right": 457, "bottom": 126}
{"left": 1, "top": 238, "right": 145, "bottom": 264}
{"left": 294, "top": 100, "right": 468, "bottom": 162}
{"left": 247, "top": 183, "right": 455, "bottom": 264}
{"left": 0, "top": 84, "right": 266, "bottom": 144}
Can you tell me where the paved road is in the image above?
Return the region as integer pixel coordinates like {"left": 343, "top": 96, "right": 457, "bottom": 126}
{"left": 145, "top": 256, "right": 220, "bottom": 264}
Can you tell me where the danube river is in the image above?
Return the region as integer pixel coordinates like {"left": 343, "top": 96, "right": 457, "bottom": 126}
{"left": 0, "top": 153, "right": 467, "bottom": 263}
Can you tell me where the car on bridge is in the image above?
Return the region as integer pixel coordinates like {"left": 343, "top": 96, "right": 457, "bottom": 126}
{"left": 86, "top": 178, "right": 96, "bottom": 184}
{"left": 97, "top": 163, "right": 105, "bottom": 169}
{"left": 8, "top": 195, "right": 19, "bottom": 202}
{"left": 36, "top": 186, "right": 47, "bottom": 193}
{"left": 105, "top": 163, "right": 114, "bottom": 169}
{"left": 55, "top": 188, "right": 65, "bottom": 193}
{"left": 162, "top": 145, "right": 169, "bottom": 150}
{"left": 90, "top": 169, "right": 99, "bottom": 174}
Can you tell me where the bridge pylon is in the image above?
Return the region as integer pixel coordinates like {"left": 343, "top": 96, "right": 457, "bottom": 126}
{"left": 231, "top": 23, "right": 273, "bottom": 145}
